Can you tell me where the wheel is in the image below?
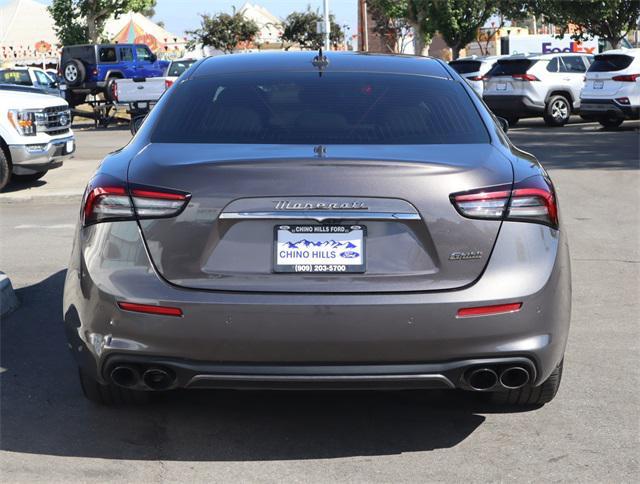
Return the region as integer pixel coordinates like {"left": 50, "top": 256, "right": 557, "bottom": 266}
{"left": 505, "top": 116, "right": 519, "bottom": 127}
{"left": 490, "top": 359, "right": 563, "bottom": 406}
{"left": 66, "top": 91, "right": 87, "bottom": 108}
{"left": 104, "top": 77, "right": 119, "bottom": 102}
{"left": 130, "top": 115, "right": 146, "bottom": 135}
{"left": 78, "top": 368, "right": 149, "bottom": 406}
{"left": 598, "top": 116, "right": 624, "bottom": 129}
{"left": 12, "top": 171, "right": 47, "bottom": 183}
{"left": 544, "top": 95, "right": 571, "bottom": 127}
{"left": 63, "top": 59, "right": 86, "bottom": 87}
{"left": 0, "top": 147, "right": 10, "bottom": 191}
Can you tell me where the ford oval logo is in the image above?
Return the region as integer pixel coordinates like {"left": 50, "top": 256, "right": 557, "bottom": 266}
{"left": 340, "top": 250, "right": 359, "bottom": 259}
{"left": 58, "top": 113, "right": 69, "bottom": 126}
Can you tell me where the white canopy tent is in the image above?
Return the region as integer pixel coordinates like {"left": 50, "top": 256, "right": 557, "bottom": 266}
{"left": 0, "top": 0, "right": 58, "bottom": 63}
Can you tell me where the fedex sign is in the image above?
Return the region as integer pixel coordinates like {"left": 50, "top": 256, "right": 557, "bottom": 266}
{"left": 542, "top": 41, "right": 596, "bottom": 54}
{"left": 508, "top": 35, "right": 599, "bottom": 56}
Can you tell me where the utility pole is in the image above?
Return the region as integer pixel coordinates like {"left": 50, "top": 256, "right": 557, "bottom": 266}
{"left": 323, "top": 0, "right": 330, "bottom": 50}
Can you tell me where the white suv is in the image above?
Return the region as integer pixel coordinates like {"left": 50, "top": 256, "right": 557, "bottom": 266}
{"left": 580, "top": 48, "right": 640, "bottom": 128}
{"left": 449, "top": 56, "right": 501, "bottom": 97}
{"left": 483, "top": 53, "right": 593, "bottom": 126}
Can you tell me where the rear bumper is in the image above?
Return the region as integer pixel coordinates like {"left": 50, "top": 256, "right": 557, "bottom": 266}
{"left": 63, "top": 221, "right": 571, "bottom": 389}
{"left": 9, "top": 136, "right": 75, "bottom": 175}
{"left": 483, "top": 95, "right": 545, "bottom": 117}
{"left": 580, "top": 98, "right": 640, "bottom": 119}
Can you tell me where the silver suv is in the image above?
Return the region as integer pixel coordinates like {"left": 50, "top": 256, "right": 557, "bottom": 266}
{"left": 484, "top": 53, "right": 593, "bottom": 126}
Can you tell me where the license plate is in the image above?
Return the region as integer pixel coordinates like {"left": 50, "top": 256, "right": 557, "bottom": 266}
{"left": 274, "top": 225, "right": 366, "bottom": 273}
{"left": 496, "top": 82, "right": 507, "bottom": 91}
{"left": 60, "top": 84, "right": 67, "bottom": 90}
{"left": 594, "top": 80, "right": 604, "bottom": 89}
{"left": 65, "top": 140, "right": 74, "bottom": 153}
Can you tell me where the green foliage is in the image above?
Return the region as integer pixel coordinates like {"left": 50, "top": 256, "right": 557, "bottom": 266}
{"left": 431, "top": 0, "right": 498, "bottom": 59}
{"left": 367, "top": 0, "right": 413, "bottom": 52}
{"left": 280, "top": 7, "right": 345, "bottom": 50}
{"left": 529, "top": 0, "right": 640, "bottom": 48}
{"left": 186, "top": 11, "right": 260, "bottom": 54}
{"left": 49, "top": 0, "right": 157, "bottom": 45}
{"left": 48, "top": 0, "right": 88, "bottom": 45}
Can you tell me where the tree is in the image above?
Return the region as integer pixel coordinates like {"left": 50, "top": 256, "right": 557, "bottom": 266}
{"left": 280, "top": 7, "right": 345, "bottom": 50}
{"left": 431, "top": 0, "right": 497, "bottom": 59}
{"left": 186, "top": 11, "right": 259, "bottom": 54}
{"left": 367, "top": 0, "right": 414, "bottom": 53}
{"left": 531, "top": 0, "right": 640, "bottom": 49}
{"left": 49, "top": 0, "right": 157, "bottom": 45}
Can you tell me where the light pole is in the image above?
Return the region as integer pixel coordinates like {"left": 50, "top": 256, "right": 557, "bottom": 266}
{"left": 323, "top": 0, "right": 330, "bottom": 50}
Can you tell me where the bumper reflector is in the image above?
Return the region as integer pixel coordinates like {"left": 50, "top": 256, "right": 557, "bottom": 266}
{"left": 117, "top": 302, "right": 183, "bottom": 317}
{"left": 457, "top": 302, "right": 522, "bottom": 318}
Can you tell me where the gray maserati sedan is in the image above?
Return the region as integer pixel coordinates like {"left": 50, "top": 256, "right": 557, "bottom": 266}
{"left": 63, "top": 51, "right": 571, "bottom": 406}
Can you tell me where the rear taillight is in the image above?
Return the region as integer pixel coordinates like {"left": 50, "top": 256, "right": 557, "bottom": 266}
{"left": 612, "top": 73, "right": 639, "bottom": 82}
{"left": 511, "top": 74, "right": 539, "bottom": 81}
{"left": 164, "top": 79, "right": 174, "bottom": 90}
{"left": 82, "top": 175, "right": 190, "bottom": 226}
{"left": 467, "top": 75, "right": 484, "bottom": 81}
{"left": 111, "top": 81, "right": 118, "bottom": 101}
{"left": 451, "top": 175, "right": 558, "bottom": 228}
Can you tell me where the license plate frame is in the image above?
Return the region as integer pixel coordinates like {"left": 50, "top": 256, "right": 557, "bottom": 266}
{"left": 273, "top": 224, "right": 366, "bottom": 273}
{"left": 594, "top": 80, "right": 604, "bottom": 89}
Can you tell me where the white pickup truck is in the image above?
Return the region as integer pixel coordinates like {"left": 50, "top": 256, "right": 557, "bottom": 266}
{"left": 0, "top": 85, "right": 75, "bottom": 191}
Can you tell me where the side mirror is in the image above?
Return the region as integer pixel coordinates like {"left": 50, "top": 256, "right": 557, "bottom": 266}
{"left": 51, "top": 80, "right": 59, "bottom": 88}
{"left": 496, "top": 116, "right": 509, "bottom": 133}
{"left": 150, "top": 53, "right": 157, "bottom": 63}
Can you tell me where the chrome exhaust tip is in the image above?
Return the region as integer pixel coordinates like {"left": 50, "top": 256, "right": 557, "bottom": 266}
{"left": 142, "top": 367, "right": 174, "bottom": 391}
{"left": 499, "top": 367, "right": 530, "bottom": 389}
{"left": 110, "top": 365, "right": 140, "bottom": 388}
{"left": 467, "top": 367, "right": 499, "bottom": 391}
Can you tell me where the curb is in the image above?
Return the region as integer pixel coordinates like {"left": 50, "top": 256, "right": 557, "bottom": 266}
{"left": 0, "top": 272, "right": 19, "bottom": 317}
{"left": 0, "top": 191, "right": 83, "bottom": 204}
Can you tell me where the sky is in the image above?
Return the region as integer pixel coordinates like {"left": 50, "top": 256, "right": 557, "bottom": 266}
{"left": 7, "top": 0, "right": 358, "bottom": 38}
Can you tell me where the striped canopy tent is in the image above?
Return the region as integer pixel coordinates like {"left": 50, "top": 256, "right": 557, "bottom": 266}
{"left": 106, "top": 12, "right": 185, "bottom": 57}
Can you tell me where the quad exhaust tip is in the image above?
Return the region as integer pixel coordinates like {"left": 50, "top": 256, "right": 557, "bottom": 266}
{"left": 110, "top": 365, "right": 140, "bottom": 388}
{"left": 467, "top": 368, "right": 499, "bottom": 391}
{"left": 499, "top": 366, "right": 530, "bottom": 389}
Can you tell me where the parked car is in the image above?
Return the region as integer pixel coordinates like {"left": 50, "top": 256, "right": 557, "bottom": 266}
{"left": 0, "top": 85, "right": 75, "bottom": 190}
{"left": 580, "top": 48, "right": 640, "bottom": 128}
{"left": 449, "top": 55, "right": 501, "bottom": 96}
{"left": 483, "top": 52, "right": 593, "bottom": 126}
{"left": 111, "top": 77, "right": 166, "bottom": 134}
{"left": 64, "top": 52, "right": 570, "bottom": 408}
{"left": 163, "top": 58, "right": 197, "bottom": 89}
{"left": 60, "top": 43, "right": 169, "bottom": 106}
{"left": 0, "top": 66, "right": 64, "bottom": 97}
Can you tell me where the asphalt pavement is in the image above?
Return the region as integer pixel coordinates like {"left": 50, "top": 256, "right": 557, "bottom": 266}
{"left": 0, "top": 118, "right": 638, "bottom": 483}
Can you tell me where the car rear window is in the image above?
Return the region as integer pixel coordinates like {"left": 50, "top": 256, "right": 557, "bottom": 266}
{"left": 167, "top": 60, "right": 196, "bottom": 77}
{"left": 487, "top": 59, "right": 536, "bottom": 76}
{"left": 449, "top": 60, "right": 482, "bottom": 75}
{"left": 588, "top": 54, "right": 633, "bottom": 72}
{"left": 0, "top": 70, "right": 31, "bottom": 86}
{"left": 151, "top": 72, "right": 489, "bottom": 145}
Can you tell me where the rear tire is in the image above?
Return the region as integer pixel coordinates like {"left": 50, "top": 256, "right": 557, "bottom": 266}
{"left": 598, "top": 116, "right": 624, "bottom": 129}
{"left": 104, "top": 77, "right": 119, "bottom": 102}
{"left": 78, "top": 368, "right": 150, "bottom": 406}
{"left": 12, "top": 171, "right": 47, "bottom": 183}
{"left": 0, "top": 147, "right": 10, "bottom": 191}
{"left": 505, "top": 116, "right": 519, "bottom": 127}
{"left": 544, "top": 95, "right": 571, "bottom": 127}
{"left": 490, "top": 359, "right": 563, "bottom": 406}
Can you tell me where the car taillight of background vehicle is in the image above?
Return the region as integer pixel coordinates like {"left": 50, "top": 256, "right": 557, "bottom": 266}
{"left": 511, "top": 74, "right": 539, "bottom": 81}
{"left": 110, "top": 82, "right": 118, "bottom": 102}
{"left": 611, "top": 74, "right": 640, "bottom": 82}
{"left": 82, "top": 175, "right": 190, "bottom": 226}
{"left": 451, "top": 175, "right": 558, "bottom": 228}
{"left": 165, "top": 79, "right": 174, "bottom": 90}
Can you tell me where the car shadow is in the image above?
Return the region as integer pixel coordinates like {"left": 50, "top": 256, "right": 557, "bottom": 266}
{"left": 1, "top": 270, "right": 536, "bottom": 462}
{"left": 1, "top": 179, "right": 47, "bottom": 193}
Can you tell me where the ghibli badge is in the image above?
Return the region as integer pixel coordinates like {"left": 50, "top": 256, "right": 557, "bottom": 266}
{"left": 449, "top": 251, "right": 483, "bottom": 261}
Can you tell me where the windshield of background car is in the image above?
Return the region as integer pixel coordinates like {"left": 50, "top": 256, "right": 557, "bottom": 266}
{"left": 588, "top": 54, "right": 633, "bottom": 72}
{"left": 0, "top": 70, "right": 31, "bottom": 86}
{"left": 167, "top": 60, "right": 196, "bottom": 77}
{"left": 487, "top": 59, "right": 536, "bottom": 76}
{"left": 151, "top": 72, "right": 489, "bottom": 145}
{"left": 449, "top": 60, "right": 482, "bottom": 74}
